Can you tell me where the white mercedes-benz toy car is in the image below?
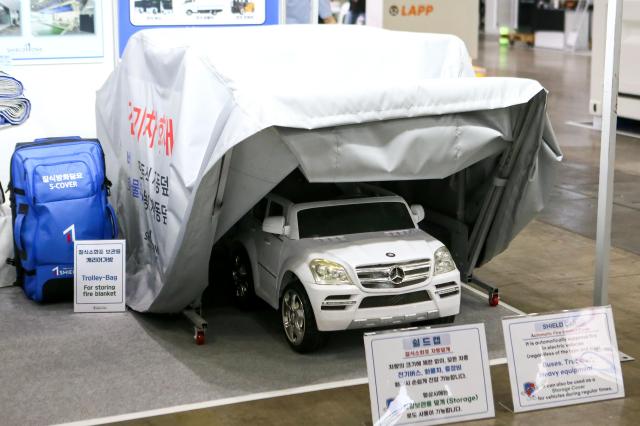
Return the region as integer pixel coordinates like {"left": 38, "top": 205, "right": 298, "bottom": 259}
{"left": 230, "top": 182, "right": 461, "bottom": 352}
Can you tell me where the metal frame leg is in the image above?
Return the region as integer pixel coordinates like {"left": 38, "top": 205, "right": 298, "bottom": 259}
{"left": 183, "top": 300, "right": 208, "bottom": 345}
{"left": 453, "top": 169, "right": 502, "bottom": 306}
{"left": 469, "top": 276, "right": 500, "bottom": 307}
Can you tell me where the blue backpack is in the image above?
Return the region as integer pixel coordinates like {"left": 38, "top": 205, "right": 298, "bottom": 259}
{"left": 9, "top": 137, "right": 118, "bottom": 302}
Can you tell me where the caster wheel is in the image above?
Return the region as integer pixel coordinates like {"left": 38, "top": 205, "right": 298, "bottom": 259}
{"left": 195, "top": 329, "right": 205, "bottom": 345}
{"left": 489, "top": 292, "right": 499, "bottom": 307}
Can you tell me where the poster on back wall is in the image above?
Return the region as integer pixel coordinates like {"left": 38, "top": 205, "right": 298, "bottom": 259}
{"left": 117, "top": 0, "right": 283, "bottom": 56}
{"left": 129, "top": 0, "right": 266, "bottom": 26}
{"left": 0, "top": 0, "right": 105, "bottom": 64}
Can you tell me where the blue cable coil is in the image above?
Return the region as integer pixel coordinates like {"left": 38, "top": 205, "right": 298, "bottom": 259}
{"left": 0, "top": 71, "right": 30, "bottom": 126}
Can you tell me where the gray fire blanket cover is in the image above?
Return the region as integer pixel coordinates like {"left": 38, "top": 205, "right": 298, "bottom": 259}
{"left": 96, "top": 25, "right": 562, "bottom": 313}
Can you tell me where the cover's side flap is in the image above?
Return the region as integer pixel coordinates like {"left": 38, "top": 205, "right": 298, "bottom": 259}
{"left": 97, "top": 36, "right": 262, "bottom": 312}
{"left": 479, "top": 91, "right": 562, "bottom": 265}
{"left": 277, "top": 108, "right": 516, "bottom": 182}
{"left": 214, "top": 128, "right": 300, "bottom": 241}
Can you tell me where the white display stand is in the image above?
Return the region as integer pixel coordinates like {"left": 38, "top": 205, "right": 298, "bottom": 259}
{"left": 366, "top": 0, "right": 479, "bottom": 58}
{"left": 0, "top": 0, "right": 116, "bottom": 187}
{"left": 595, "top": 0, "right": 624, "bottom": 307}
{"left": 534, "top": 31, "right": 566, "bottom": 49}
{"left": 590, "top": 0, "right": 640, "bottom": 121}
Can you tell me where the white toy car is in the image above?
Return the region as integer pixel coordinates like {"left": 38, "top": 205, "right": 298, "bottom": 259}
{"left": 230, "top": 182, "right": 461, "bottom": 352}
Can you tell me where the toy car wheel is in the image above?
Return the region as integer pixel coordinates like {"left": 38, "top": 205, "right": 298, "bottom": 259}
{"left": 230, "top": 249, "right": 256, "bottom": 309}
{"left": 186, "top": 9, "right": 193, "bottom": 15}
{"left": 280, "top": 282, "right": 325, "bottom": 353}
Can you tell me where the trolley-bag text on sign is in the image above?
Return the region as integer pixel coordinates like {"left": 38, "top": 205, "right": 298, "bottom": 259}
{"left": 8, "top": 137, "right": 118, "bottom": 302}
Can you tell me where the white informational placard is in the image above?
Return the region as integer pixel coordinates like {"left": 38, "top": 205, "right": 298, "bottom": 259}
{"left": 74, "top": 240, "right": 126, "bottom": 313}
{"left": 502, "top": 306, "right": 625, "bottom": 412}
{"left": 364, "top": 324, "right": 494, "bottom": 425}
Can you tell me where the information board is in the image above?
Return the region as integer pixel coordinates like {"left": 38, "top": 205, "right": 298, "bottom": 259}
{"left": 502, "top": 306, "right": 625, "bottom": 412}
{"left": 74, "top": 240, "right": 126, "bottom": 313}
{"left": 364, "top": 323, "right": 494, "bottom": 425}
{"left": 117, "top": 0, "right": 283, "bottom": 56}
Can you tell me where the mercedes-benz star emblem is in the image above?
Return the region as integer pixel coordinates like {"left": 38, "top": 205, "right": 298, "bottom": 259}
{"left": 389, "top": 267, "right": 405, "bottom": 285}
{"left": 386, "top": 252, "right": 396, "bottom": 258}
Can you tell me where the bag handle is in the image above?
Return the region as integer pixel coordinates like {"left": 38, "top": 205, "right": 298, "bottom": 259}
{"left": 0, "top": 180, "right": 4, "bottom": 205}
{"left": 106, "top": 204, "right": 118, "bottom": 239}
{"left": 33, "top": 136, "right": 82, "bottom": 143}
{"left": 14, "top": 212, "right": 24, "bottom": 253}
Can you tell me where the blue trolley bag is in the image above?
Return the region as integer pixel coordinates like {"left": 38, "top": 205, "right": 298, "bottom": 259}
{"left": 9, "top": 137, "right": 118, "bottom": 302}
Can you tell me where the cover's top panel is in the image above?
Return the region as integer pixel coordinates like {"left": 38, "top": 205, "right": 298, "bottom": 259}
{"left": 125, "top": 25, "right": 544, "bottom": 128}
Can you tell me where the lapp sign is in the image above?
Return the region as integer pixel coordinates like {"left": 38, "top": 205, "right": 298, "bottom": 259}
{"left": 389, "top": 2, "right": 435, "bottom": 17}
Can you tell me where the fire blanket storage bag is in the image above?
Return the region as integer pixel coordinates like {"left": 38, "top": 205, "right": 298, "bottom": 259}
{"left": 9, "top": 137, "right": 118, "bottom": 302}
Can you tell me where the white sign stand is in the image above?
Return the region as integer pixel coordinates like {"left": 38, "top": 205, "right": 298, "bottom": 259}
{"left": 502, "top": 306, "right": 625, "bottom": 412}
{"left": 364, "top": 323, "right": 494, "bottom": 425}
{"left": 594, "top": 0, "right": 624, "bottom": 306}
{"left": 74, "top": 240, "right": 126, "bottom": 313}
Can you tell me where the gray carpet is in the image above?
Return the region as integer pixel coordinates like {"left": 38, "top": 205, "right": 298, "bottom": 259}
{"left": 0, "top": 286, "right": 515, "bottom": 426}
{"left": 537, "top": 162, "right": 640, "bottom": 256}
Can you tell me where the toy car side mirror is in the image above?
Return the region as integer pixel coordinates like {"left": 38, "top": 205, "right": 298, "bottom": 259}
{"left": 410, "top": 204, "right": 425, "bottom": 224}
{"left": 263, "top": 216, "right": 287, "bottom": 235}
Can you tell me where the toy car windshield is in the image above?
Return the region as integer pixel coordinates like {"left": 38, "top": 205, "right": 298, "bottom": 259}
{"left": 297, "top": 202, "right": 415, "bottom": 238}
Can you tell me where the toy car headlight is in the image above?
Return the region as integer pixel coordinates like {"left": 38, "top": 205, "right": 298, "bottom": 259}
{"left": 309, "top": 259, "right": 352, "bottom": 285}
{"left": 434, "top": 246, "right": 456, "bottom": 275}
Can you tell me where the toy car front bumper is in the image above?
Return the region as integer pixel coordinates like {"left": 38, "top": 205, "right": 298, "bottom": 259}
{"left": 303, "top": 270, "right": 462, "bottom": 332}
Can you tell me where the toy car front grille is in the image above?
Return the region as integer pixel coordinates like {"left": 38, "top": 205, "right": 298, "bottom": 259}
{"left": 359, "top": 291, "right": 431, "bottom": 309}
{"left": 356, "top": 259, "right": 431, "bottom": 289}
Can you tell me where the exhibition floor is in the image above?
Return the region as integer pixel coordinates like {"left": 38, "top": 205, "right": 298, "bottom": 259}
{"left": 0, "top": 285, "right": 516, "bottom": 426}
{"left": 84, "top": 220, "right": 640, "bottom": 426}
{"left": 1, "top": 38, "right": 639, "bottom": 426}
{"left": 101, "top": 39, "right": 640, "bottom": 425}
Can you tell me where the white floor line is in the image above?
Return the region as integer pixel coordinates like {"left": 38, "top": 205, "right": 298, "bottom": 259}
{"left": 461, "top": 283, "right": 527, "bottom": 316}
{"left": 53, "top": 377, "right": 370, "bottom": 426}
{"left": 566, "top": 120, "right": 640, "bottom": 139}
{"left": 57, "top": 286, "right": 523, "bottom": 426}
{"left": 565, "top": 120, "right": 596, "bottom": 130}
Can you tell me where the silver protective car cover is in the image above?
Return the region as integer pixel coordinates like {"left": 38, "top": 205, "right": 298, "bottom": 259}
{"left": 96, "top": 25, "right": 561, "bottom": 313}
